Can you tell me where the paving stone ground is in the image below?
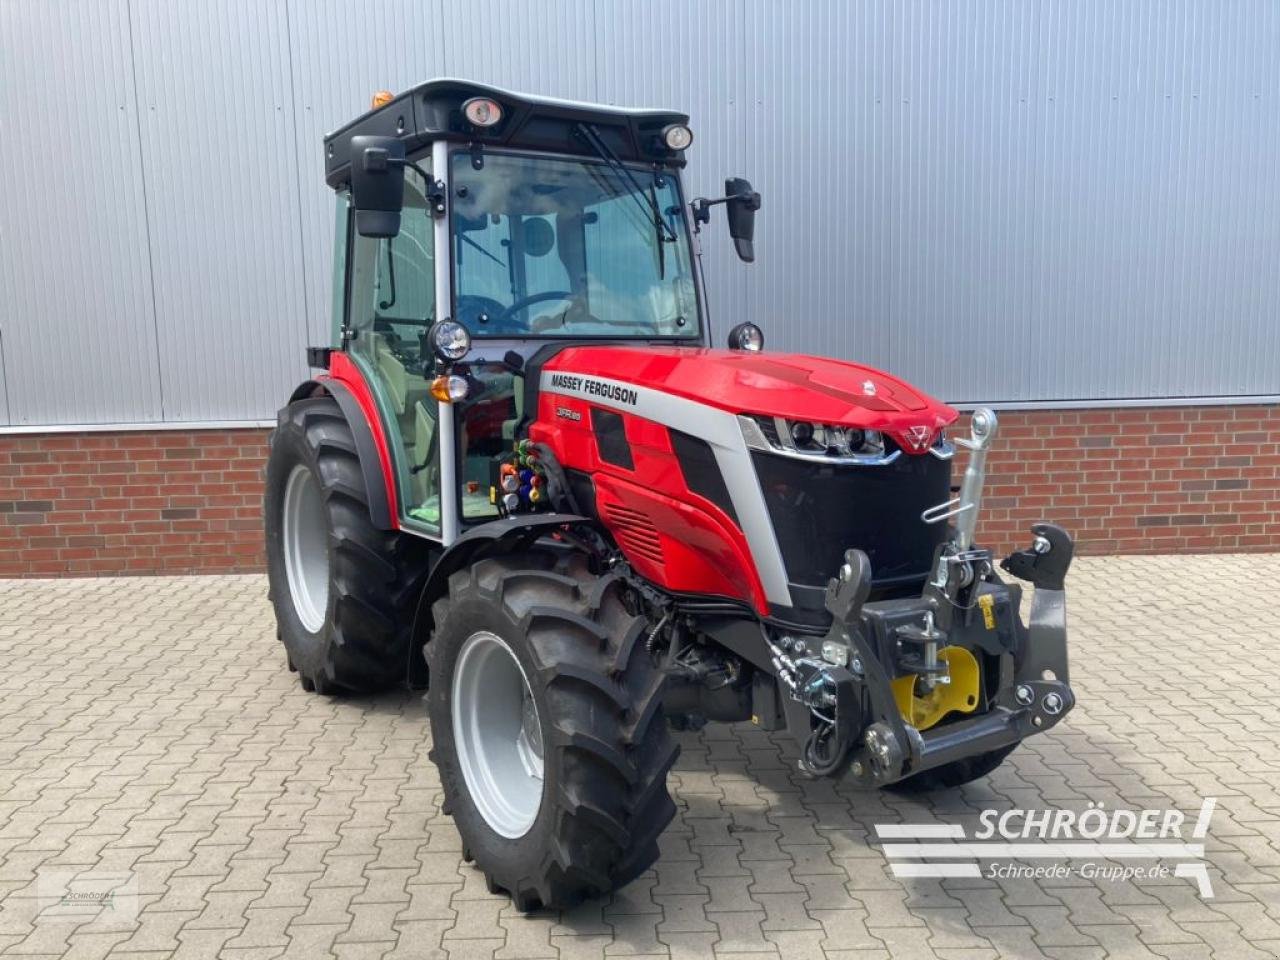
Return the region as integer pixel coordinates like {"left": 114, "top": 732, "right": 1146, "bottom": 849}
{"left": 1, "top": 555, "right": 1279, "bottom": 959}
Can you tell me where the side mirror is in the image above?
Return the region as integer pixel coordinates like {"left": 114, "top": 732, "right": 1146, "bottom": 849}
{"left": 724, "top": 177, "right": 761, "bottom": 263}
{"left": 351, "top": 135, "right": 405, "bottom": 238}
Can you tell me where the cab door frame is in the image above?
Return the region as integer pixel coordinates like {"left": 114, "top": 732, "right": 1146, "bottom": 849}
{"left": 336, "top": 144, "right": 456, "bottom": 546}
{"left": 431, "top": 139, "right": 461, "bottom": 545}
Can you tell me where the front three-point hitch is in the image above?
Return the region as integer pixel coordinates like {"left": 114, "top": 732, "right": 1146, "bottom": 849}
{"left": 770, "top": 409, "right": 1078, "bottom": 784}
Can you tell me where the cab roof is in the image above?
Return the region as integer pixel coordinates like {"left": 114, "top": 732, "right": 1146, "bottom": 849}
{"left": 323, "top": 78, "right": 691, "bottom": 189}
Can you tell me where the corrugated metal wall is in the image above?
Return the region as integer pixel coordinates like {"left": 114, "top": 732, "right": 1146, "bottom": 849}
{"left": 2, "top": 0, "right": 1277, "bottom": 427}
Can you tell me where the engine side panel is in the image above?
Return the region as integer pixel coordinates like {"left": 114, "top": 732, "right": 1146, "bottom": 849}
{"left": 528, "top": 391, "right": 768, "bottom": 611}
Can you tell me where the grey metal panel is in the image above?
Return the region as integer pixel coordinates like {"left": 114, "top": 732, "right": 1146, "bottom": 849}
{"left": 129, "top": 0, "right": 309, "bottom": 421}
{"left": 1030, "top": 0, "right": 1280, "bottom": 402}
{"left": 882, "top": 0, "right": 1044, "bottom": 403}
{"left": 2, "top": 0, "right": 1279, "bottom": 428}
{"left": 285, "top": 0, "right": 447, "bottom": 348}
{"left": 439, "top": 0, "right": 598, "bottom": 101}
{"left": 0, "top": 333, "right": 8, "bottom": 426}
{"left": 592, "top": 0, "right": 751, "bottom": 348}
{"left": 741, "top": 0, "right": 897, "bottom": 367}
{"left": 0, "top": 0, "right": 162, "bottom": 425}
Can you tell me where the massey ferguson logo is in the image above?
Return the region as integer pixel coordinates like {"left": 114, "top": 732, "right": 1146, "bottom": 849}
{"left": 862, "top": 379, "right": 877, "bottom": 396}
{"left": 904, "top": 425, "right": 933, "bottom": 451}
{"left": 549, "top": 372, "right": 638, "bottom": 406}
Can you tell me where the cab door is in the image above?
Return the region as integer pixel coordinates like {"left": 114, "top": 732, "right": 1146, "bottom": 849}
{"left": 342, "top": 164, "right": 443, "bottom": 535}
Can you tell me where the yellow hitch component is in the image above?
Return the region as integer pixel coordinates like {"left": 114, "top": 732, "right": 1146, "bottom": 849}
{"left": 891, "top": 646, "right": 981, "bottom": 731}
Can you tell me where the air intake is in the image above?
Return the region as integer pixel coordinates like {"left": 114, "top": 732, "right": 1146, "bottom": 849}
{"left": 602, "top": 504, "right": 664, "bottom": 565}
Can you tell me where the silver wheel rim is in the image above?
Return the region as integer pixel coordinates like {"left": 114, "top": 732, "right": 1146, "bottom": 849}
{"left": 452, "top": 630, "right": 544, "bottom": 838}
{"left": 282, "top": 464, "right": 329, "bottom": 633}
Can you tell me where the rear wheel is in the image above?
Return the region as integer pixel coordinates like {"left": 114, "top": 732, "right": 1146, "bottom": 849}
{"left": 265, "top": 395, "right": 429, "bottom": 694}
{"left": 427, "top": 550, "right": 677, "bottom": 911}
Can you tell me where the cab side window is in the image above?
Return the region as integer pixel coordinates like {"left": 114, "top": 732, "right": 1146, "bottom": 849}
{"left": 345, "top": 165, "right": 442, "bottom": 531}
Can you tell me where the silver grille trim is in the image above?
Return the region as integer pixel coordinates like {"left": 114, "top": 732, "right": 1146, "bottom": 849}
{"left": 738, "top": 415, "right": 903, "bottom": 466}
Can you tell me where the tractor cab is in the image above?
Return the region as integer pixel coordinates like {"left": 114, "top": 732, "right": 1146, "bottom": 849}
{"left": 324, "top": 79, "right": 757, "bottom": 542}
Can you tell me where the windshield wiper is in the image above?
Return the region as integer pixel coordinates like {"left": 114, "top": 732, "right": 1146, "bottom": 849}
{"left": 575, "top": 123, "right": 678, "bottom": 246}
{"left": 377, "top": 239, "right": 397, "bottom": 310}
{"left": 457, "top": 232, "right": 507, "bottom": 270}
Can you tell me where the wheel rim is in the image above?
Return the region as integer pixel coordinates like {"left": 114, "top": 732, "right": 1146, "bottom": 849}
{"left": 452, "top": 630, "right": 544, "bottom": 838}
{"left": 282, "top": 464, "right": 330, "bottom": 633}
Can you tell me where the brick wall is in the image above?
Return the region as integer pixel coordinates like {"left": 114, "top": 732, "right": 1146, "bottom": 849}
{"left": 1, "top": 403, "right": 1277, "bottom": 577}
{"left": 0, "top": 429, "right": 269, "bottom": 577}
{"left": 960, "top": 403, "right": 1280, "bottom": 555}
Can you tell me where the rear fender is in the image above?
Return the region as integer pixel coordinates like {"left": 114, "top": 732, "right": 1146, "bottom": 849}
{"left": 283, "top": 369, "right": 396, "bottom": 531}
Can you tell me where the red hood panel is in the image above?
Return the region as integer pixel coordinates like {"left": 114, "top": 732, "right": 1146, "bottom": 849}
{"left": 543, "top": 346, "right": 958, "bottom": 434}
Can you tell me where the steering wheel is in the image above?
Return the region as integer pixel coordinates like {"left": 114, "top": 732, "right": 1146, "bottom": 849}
{"left": 455, "top": 291, "right": 573, "bottom": 335}
{"left": 495, "top": 290, "right": 573, "bottom": 326}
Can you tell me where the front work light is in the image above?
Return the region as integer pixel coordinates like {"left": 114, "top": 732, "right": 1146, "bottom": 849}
{"left": 662, "top": 124, "right": 694, "bottom": 150}
{"left": 430, "top": 375, "right": 469, "bottom": 403}
{"left": 430, "top": 320, "right": 471, "bottom": 361}
{"left": 463, "top": 97, "right": 503, "bottom": 128}
{"left": 727, "top": 322, "right": 764, "bottom": 352}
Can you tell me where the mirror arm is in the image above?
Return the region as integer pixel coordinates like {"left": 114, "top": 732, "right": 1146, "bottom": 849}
{"left": 380, "top": 156, "right": 445, "bottom": 218}
{"left": 691, "top": 190, "right": 761, "bottom": 230}
{"left": 690, "top": 195, "right": 727, "bottom": 230}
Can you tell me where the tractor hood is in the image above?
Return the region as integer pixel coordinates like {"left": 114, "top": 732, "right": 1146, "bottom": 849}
{"left": 541, "top": 345, "right": 958, "bottom": 439}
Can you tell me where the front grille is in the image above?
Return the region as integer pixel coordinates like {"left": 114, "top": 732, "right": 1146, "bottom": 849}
{"left": 752, "top": 449, "right": 951, "bottom": 588}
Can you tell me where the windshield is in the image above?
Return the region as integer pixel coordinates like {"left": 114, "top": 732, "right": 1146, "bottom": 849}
{"left": 450, "top": 151, "right": 699, "bottom": 339}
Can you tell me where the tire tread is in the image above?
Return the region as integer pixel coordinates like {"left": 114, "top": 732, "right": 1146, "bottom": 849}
{"left": 428, "top": 551, "right": 677, "bottom": 911}
{"left": 266, "top": 396, "right": 429, "bottom": 694}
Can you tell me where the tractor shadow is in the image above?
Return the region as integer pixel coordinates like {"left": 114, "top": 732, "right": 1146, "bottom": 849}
{"left": 568, "top": 720, "right": 1114, "bottom": 952}
{"left": 345, "top": 685, "right": 430, "bottom": 718}
{"left": 336, "top": 691, "right": 1122, "bottom": 951}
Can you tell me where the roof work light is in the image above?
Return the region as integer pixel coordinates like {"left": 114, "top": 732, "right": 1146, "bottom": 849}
{"left": 463, "top": 97, "right": 503, "bottom": 127}
{"left": 662, "top": 124, "right": 693, "bottom": 150}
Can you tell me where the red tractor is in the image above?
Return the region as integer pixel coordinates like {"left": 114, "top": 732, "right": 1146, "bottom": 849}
{"left": 265, "top": 80, "right": 1075, "bottom": 910}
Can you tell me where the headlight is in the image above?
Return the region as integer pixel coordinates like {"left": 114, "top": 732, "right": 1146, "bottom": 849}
{"left": 430, "top": 320, "right": 471, "bottom": 361}
{"left": 785, "top": 422, "right": 872, "bottom": 455}
{"left": 727, "top": 322, "right": 764, "bottom": 352}
{"left": 662, "top": 124, "right": 694, "bottom": 150}
{"left": 739, "top": 414, "right": 896, "bottom": 465}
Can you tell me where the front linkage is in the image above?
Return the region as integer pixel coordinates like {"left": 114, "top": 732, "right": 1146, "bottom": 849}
{"left": 765, "top": 409, "right": 1077, "bottom": 785}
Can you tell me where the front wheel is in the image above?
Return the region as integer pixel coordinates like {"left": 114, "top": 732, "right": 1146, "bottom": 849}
{"left": 427, "top": 550, "right": 678, "bottom": 911}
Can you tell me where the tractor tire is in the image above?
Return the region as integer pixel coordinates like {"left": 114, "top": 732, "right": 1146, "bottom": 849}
{"left": 265, "top": 396, "right": 428, "bottom": 695}
{"left": 427, "top": 550, "right": 678, "bottom": 911}
{"left": 886, "top": 743, "right": 1018, "bottom": 793}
